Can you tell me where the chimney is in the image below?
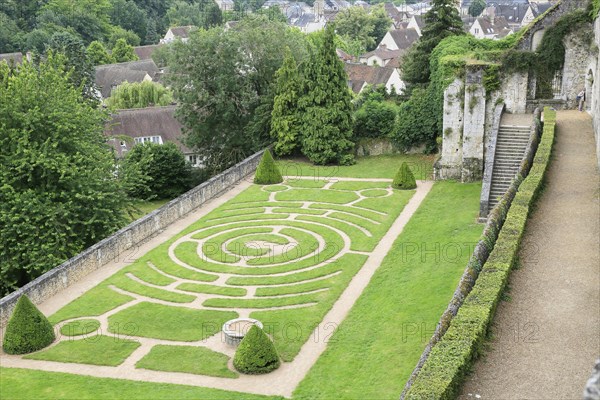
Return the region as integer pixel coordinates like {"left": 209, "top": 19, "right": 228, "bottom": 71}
{"left": 26, "top": 52, "right": 32, "bottom": 62}
{"left": 488, "top": 6, "right": 496, "bottom": 21}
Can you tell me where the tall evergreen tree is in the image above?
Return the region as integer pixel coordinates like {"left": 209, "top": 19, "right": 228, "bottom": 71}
{"left": 271, "top": 48, "right": 303, "bottom": 156}
{"left": 299, "top": 24, "right": 355, "bottom": 165}
{"left": 468, "top": 0, "right": 486, "bottom": 17}
{"left": 402, "top": 0, "right": 464, "bottom": 85}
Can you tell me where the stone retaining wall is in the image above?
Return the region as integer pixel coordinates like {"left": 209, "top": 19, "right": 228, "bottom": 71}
{"left": 0, "top": 149, "right": 265, "bottom": 328}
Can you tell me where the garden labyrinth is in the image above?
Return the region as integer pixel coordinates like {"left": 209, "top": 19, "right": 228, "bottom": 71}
{"left": 3, "top": 177, "right": 433, "bottom": 396}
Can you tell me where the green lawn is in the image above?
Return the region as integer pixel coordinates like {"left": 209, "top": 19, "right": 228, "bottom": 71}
{"left": 136, "top": 345, "right": 238, "bottom": 378}
{"left": 276, "top": 154, "right": 435, "bottom": 180}
{"left": 126, "top": 199, "right": 171, "bottom": 223}
{"left": 0, "top": 368, "right": 280, "bottom": 400}
{"left": 24, "top": 335, "right": 140, "bottom": 366}
{"left": 42, "top": 179, "right": 414, "bottom": 367}
{"left": 293, "top": 181, "right": 483, "bottom": 400}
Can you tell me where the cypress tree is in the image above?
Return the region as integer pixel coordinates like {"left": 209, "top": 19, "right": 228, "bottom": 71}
{"left": 271, "top": 48, "right": 303, "bottom": 156}
{"left": 392, "top": 162, "right": 417, "bottom": 190}
{"left": 3, "top": 295, "right": 55, "bottom": 355}
{"left": 254, "top": 149, "right": 283, "bottom": 184}
{"left": 299, "top": 24, "right": 355, "bottom": 165}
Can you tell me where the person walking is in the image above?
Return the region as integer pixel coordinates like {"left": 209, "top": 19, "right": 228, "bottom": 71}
{"left": 577, "top": 89, "right": 586, "bottom": 112}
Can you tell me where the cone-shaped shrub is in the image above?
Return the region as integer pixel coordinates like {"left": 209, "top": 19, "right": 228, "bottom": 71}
{"left": 233, "top": 325, "right": 280, "bottom": 374}
{"left": 3, "top": 295, "right": 55, "bottom": 354}
{"left": 392, "top": 162, "right": 417, "bottom": 190}
{"left": 254, "top": 149, "right": 283, "bottom": 184}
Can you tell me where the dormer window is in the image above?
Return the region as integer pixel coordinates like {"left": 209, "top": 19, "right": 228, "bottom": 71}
{"left": 135, "top": 136, "right": 163, "bottom": 145}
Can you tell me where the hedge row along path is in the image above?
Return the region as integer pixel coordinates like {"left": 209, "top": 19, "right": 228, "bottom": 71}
{"left": 460, "top": 110, "right": 600, "bottom": 399}
{"left": 1, "top": 176, "right": 433, "bottom": 398}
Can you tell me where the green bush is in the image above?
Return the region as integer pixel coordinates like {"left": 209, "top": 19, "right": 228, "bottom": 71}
{"left": 120, "top": 142, "right": 192, "bottom": 200}
{"left": 233, "top": 325, "right": 280, "bottom": 374}
{"left": 353, "top": 100, "right": 398, "bottom": 139}
{"left": 404, "top": 108, "right": 556, "bottom": 399}
{"left": 3, "top": 295, "right": 55, "bottom": 355}
{"left": 392, "top": 162, "right": 417, "bottom": 190}
{"left": 254, "top": 150, "right": 283, "bottom": 185}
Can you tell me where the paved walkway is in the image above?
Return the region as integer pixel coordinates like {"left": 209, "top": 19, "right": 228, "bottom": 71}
{"left": 460, "top": 110, "right": 600, "bottom": 399}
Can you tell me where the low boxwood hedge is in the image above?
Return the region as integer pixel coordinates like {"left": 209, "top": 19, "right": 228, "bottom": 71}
{"left": 404, "top": 108, "right": 556, "bottom": 399}
{"left": 3, "top": 295, "right": 56, "bottom": 355}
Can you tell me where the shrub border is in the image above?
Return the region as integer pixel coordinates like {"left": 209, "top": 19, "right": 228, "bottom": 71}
{"left": 402, "top": 107, "right": 555, "bottom": 399}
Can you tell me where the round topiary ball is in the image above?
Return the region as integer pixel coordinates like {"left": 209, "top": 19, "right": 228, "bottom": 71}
{"left": 254, "top": 149, "right": 283, "bottom": 185}
{"left": 392, "top": 162, "right": 417, "bottom": 190}
{"left": 233, "top": 325, "right": 280, "bottom": 374}
{"left": 3, "top": 295, "right": 55, "bottom": 354}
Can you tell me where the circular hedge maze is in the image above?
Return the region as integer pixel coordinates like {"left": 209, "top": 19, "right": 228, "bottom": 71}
{"left": 32, "top": 179, "right": 416, "bottom": 379}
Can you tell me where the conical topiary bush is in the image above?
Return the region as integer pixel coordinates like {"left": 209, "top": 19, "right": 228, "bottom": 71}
{"left": 3, "top": 295, "right": 55, "bottom": 354}
{"left": 254, "top": 149, "right": 283, "bottom": 185}
{"left": 233, "top": 325, "right": 280, "bottom": 374}
{"left": 392, "top": 162, "right": 417, "bottom": 190}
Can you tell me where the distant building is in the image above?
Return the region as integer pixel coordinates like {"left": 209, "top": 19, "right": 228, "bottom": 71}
{"left": 378, "top": 28, "right": 420, "bottom": 52}
{"left": 469, "top": 15, "right": 512, "bottom": 39}
{"left": 359, "top": 46, "right": 404, "bottom": 67}
{"left": 105, "top": 106, "right": 202, "bottom": 167}
{"left": 344, "top": 63, "right": 404, "bottom": 94}
{"left": 407, "top": 15, "right": 425, "bottom": 36}
{"left": 215, "top": 0, "right": 235, "bottom": 11}
{"left": 0, "top": 52, "right": 24, "bottom": 65}
{"left": 133, "top": 45, "right": 162, "bottom": 61}
{"left": 95, "top": 59, "right": 160, "bottom": 99}
{"left": 161, "top": 26, "right": 196, "bottom": 44}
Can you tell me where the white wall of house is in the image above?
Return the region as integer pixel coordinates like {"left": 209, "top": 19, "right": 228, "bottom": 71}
{"left": 359, "top": 55, "right": 386, "bottom": 66}
{"left": 379, "top": 32, "right": 399, "bottom": 50}
{"left": 407, "top": 16, "right": 422, "bottom": 35}
{"left": 469, "top": 20, "right": 485, "bottom": 39}
{"left": 386, "top": 68, "right": 405, "bottom": 94}
{"left": 522, "top": 6, "right": 536, "bottom": 27}
{"left": 161, "top": 29, "right": 190, "bottom": 44}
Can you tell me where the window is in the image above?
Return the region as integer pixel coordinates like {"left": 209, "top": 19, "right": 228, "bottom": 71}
{"left": 134, "top": 136, "right": 163, "bottom": 145}
{"left": 474, "top": 28, "right": 480, "bottom": 34}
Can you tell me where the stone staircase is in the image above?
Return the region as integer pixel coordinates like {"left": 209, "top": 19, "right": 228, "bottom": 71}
{"left": 488, "top": 125, "right": 531, "bottom": 210}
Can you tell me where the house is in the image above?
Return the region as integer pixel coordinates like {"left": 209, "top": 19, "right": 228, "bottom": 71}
{"left": 359, "top": 45, "right": 404, "bottom": 67}
{"left": 0, "top": 52, "right": 24, "bottom": 65}
{"left": 95, "top": 59, "right": 160, "bottom": 99}
{"left": 290, "top": 13, "right": 326, "bottom": 33}
{"left": 160, "top": 26, "right": 195, "bottom": 44}
{"left": 378, "top": 28, "right": 420, "bottom": 52}
{"left": 337, "top": 48, "right": 356, "bottom": 63}
{"left": 354, "top": 0, "right": 369, "bottom": 8}
{"left": 408, "top": 1, "right": 432, "bottom": 15}
{"left": 133, "top": 45, "right": 161, "bottom": 61}
{"left": 407, "top": 15, "right": 425, "bottom": 36}
{"left": 469, "top": 16, "right": 512, "bottom": 39}
{"left": 215, "top": 0, "right": 235, "bottom": 11}
{"left": 384, "top": 3, "right": 408, "bottom": 26}
{"left": 344, "top": 63, "right": 404, "bottom": 94}
{"left": 104, "top": 106, "right": 202, "bottom": 167}
{"left": 487, "top": 3, "right": 535, "bottom": 28}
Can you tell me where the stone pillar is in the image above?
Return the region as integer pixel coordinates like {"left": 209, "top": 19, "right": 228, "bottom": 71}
{"left": 501, "top": 72, "right": 528, "bottom": 114}
{"left": 461, "top": 67, "right": 486, "bottom": 182}
{"left": 434, "top": 78, "right": 464, "bottom": 180}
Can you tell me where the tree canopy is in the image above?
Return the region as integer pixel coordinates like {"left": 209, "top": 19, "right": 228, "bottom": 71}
{"left": 334, "top": 5, "right": 392, "bottom": 52}
{"left": 167, "top": 16, "right": 308, "bottom": 174}
{"left": 402, "top": 0, "right": 465, "bottom": 85}
{"left": 0, "top": 55, "right": 127, "bottom": 296}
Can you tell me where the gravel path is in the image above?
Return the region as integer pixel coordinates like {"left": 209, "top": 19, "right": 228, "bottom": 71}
{"left": 460, "top": 110, "right": 600, "bottom": 399}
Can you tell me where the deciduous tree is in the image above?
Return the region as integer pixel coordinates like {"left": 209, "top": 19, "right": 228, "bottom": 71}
{"left": 0, "top": 56, "right": 127, "bottom": 296}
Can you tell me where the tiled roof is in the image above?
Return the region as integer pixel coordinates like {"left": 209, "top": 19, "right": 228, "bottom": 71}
{"left": 0, "top": 52, "right": 23, "bottom": 65}
{"left": 104, "top": 106, "right": 190, "bottom": 157}
{"left": 388, "top": 28, "right": 420, "bottom": 50}
{"left": 95, "top": 59, "right": 159, "bottom": 98}
{"left": 133, "top": 45, "right": 161, "bottom": 60}
{"left": 344, "top": 63, "right": 396, "bottom": 94}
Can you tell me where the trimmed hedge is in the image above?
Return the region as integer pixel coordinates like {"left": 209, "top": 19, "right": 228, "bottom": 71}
{"left": 254, "top": 149, "right": 283, "bottom": 185}
{"left": 393, "top": 162, "right": 417, "bottom": 190}
{"left": 405, "top": 108, "right": 556, "bottom": 399}
{"left": 233, "top": 325, "right": 280, "bottom": 374}
{"left": 3, "top": 295, "right": 55, "bottom": 355}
